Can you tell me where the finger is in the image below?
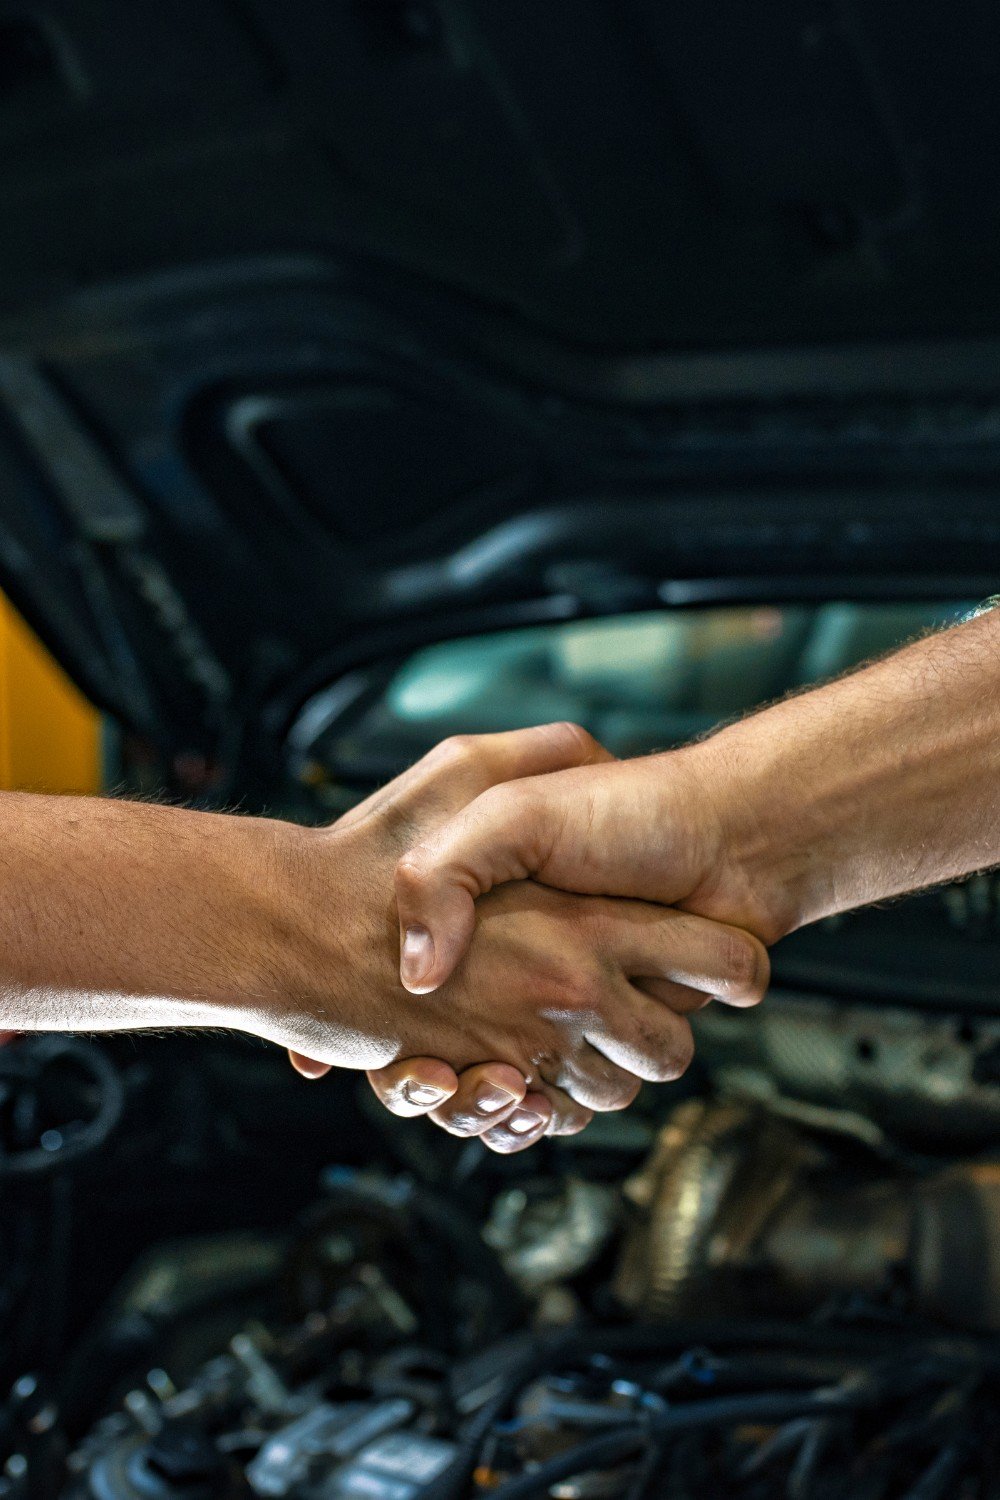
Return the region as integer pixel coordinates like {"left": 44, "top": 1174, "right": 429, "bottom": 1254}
{"left": 480, "top": 1091, "right": 554, "bottom": 1154}
{"left": 636, "top": 978, "right": 713, "bottom": 1015}
{"left": 288, "top": 1049, "right": 333, "bottom": 1079}
{"left": 423, "top": 722, "right": 614, "bottom": 788}
{"left": 425, "top": 1063, "right": 525, "bottom": 1136}
{"left": 538, "top": 1084, "right": 594, "bottom": 1137}
{"left": 538, "top": 1044, "right": 645, "bottom": 1113}
{"left": 584, "top": 1003, "right": 696, "bottom": 1085}
{"left": 428, "top": 1070, "right": 592, "bottom": 1139}
{"left": 596, "top": 904, "right": 770, "bottom": 1010}
{"left": 341, "top": 722, "right": 613, "bottom": 837}
{"left": 365, "top": 1057, "right": 460, "bottom": 1116}
{"left": 569, "top": 907, "right": 763, "bottom": 1084}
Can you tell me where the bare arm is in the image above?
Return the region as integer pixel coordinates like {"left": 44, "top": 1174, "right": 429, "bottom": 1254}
{"left": 391, "top": 606, "right": 1000, "bottom": 988}
{"left": 0, "top": 725, "right": 767, "bottom": 1154}
{"left": 688, "top": 602, "right": 1000, "bottom": 939}
{"left": 0, "top": 793, "right": 296, "bottom": 1036}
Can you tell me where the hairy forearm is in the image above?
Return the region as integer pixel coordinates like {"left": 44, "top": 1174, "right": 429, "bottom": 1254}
{"left": 686, "top": 607, "right": 1000, "bottom": 940}
{"left": 0, "top": 793, "right": 308, "bottom": 1035}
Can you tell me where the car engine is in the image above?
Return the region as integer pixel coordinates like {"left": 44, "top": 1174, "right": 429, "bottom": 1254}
{"left": 6, "top": 918, "right": 1000, "bottom": 1500}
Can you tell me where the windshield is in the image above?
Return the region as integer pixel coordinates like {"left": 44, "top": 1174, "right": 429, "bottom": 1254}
{"left": 304, "top": 601, "right": 973, "bottom": 780}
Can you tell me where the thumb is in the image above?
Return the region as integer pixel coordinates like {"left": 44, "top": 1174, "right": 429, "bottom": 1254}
{"left": 287, "top": 1048, "right": 333, "bottom": 1078}
{"left": 395, "top": 777, "right": 566, "bottom": 993}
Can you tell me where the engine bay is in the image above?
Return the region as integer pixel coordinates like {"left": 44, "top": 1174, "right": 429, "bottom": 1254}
{"left": 6, "top": 961, "right": 1000, "bottom": 1500}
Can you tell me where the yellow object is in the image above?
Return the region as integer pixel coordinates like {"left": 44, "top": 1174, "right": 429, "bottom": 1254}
{"left": 0, "top": 596, "right": 101, "bottom": 793}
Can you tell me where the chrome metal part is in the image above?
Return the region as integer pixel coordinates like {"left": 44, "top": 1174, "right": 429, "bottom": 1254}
{"left": 694, "top": 991, "right": 1000, "bottom": 1147}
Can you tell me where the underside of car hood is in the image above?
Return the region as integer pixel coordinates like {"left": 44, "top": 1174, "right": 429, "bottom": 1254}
{"left": 1, "top": 0, "right": 1000, "bottom": 775}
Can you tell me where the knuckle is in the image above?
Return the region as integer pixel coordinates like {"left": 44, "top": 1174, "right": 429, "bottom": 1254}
{"left": 394, "top": 844, "right": 433, "bottom": 892}
{"left": 432, "top": 733, "right": 479, "bottom": 769}
{"left": 716, "top": 929, "right": 768, "bottom": 1003}
{"left": 649, "top": 1021, "right": 695, "bottom": 1082}
{"left": 539, "top": 1087, "right": 591, "bottom": 1136}
{"left": 547, "top": 720, "right": 600, "bottom": 762}
{"left": 606, "top": 1073, "right": 643, "bottom": 1111}
{"left": 581, "top": 1067, "right": 641, "bottom": 1113}
{"left": 418, "top": 734, "right": 495, "bottom": 791}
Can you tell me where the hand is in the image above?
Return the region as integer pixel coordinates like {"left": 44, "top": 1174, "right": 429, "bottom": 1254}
{"left": 282, "top": 726, "right": 769, "bottom": 1152}
{"left": 291, "top": 723, "right": 614, "bottom": 1145}
{"left": 392, "top": 610, "right": 1000, "bottom": 985}
{"left": 391, "top": 727, "right": 786, "bottom": 998}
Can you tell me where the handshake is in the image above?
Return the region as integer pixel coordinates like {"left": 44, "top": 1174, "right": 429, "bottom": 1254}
{"left": 2, "top": 607, "right": 990, "bottom": 1139}
{"left": 273, "top": 604, "right": 1000, "bottom": 1150}
{"left": 283, "top": 721, "right": 775, "bottom": 1154}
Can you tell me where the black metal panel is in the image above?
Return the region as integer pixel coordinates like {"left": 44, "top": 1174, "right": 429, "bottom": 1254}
{"left": 0, "top": 2, "right": 997, "bottom": 763}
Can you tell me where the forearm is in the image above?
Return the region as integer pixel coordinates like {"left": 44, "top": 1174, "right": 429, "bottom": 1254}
{"left": 685, "top": 607, "right": 1000, "bottom": 940}
{"left": 0, "top": 793, "right": 309, "bottom": 1036}
{"left": 388, "top": 610, "right": 1000, "bottom": 1000}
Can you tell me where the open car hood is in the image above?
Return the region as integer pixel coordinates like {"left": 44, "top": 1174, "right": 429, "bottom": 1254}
{"left": 2, "top": 0, "right": 1000, "bottom": 778}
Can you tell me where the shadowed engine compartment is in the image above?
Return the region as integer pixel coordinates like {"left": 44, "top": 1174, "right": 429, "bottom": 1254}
{"left": 6, "top": 945, "right": 1000, "bottom": 1498}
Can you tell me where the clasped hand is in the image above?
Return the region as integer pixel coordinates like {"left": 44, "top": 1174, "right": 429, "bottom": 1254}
{"left": 290, "top": 723, "right": 768, "bottom": 1153}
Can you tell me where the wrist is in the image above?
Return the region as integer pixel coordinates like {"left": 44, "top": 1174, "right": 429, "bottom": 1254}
{"left": 671, "top": 733, "right": 812, "bottom": 945}
{"left": 213, "top": 818, "right": 347, "bottom": 1048}
{"left": 252, "top": 820, "right": 402, "bottom": 1069}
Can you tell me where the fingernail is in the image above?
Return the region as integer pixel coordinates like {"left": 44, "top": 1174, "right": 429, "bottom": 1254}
{"left": 401, "top": 926, "right": 434, "bottom": 991}
{"left": 508, "top": 1109, "right": 544, "bottom": 1134}
{"left": 403, "top": 1080, "right": 448, "bottom": 1106}
{"left": 476, "top": 1085, "right": 521, "bottom": 1115}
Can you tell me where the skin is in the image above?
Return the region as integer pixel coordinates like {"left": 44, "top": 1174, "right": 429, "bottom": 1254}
{"left": 292, "top": 723, "right": 767, "bottom": 1150}
{"left": 387, "top": 607, "right": 1000, "bottom": 1129}
{"left": 0, "top": 724, "right": 768, "bottom": 1154}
